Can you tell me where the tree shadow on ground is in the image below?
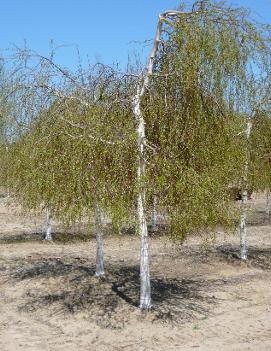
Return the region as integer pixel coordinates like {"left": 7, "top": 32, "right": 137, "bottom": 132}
{"left": 0, "top": 231, "right": 92, "bottom": 244}
{"left": 247, "top": 209, "right": 271, "bottom": 226}
{"left": 12, "top": 258, "right": 95, "bottom": 279}
{"left": 0, "top": 222, "right": 169, "bottom": 245}
{"left": 111, "top": 265, "right": 217, "bottom": 322}
{"left": 0, "top": 232, "right": 44, "bottom": 244}
{"left": 10, "top": 258, "right": 243, "bottom": 328}
{"left": 217, "top": 245, "right": 271, "bottom": 270}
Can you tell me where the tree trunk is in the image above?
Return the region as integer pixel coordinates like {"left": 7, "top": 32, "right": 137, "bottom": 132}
{"left": 132, "top": 10, "right": 191, "bottom": 309}
{"left": 44, "top": 207, "right": 52, "bottom": 241}
{"left": 95, "top": 202, "right": 105, "bottom": 277}
{"left": 240, "top": 120, "right": 252, "bottom": 260}
{"left": 132, "top": 13, "right": 166, "bottom": 310}
{"left": 151, "top": 195, "right": 158, "bottom": 232}
{"left": 266, "top": 189, "right": 270, "bottom": 217}
{"left": 133, "top": 86, "right": 151, "bottom": 310}
{"left": 240, "top": 189, "right": 248, "bottom": 260}
{"left": 139, "top": 196, "right": 151, "bottom": 309}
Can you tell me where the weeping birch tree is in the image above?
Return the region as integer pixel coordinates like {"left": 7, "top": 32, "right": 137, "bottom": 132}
{"left": 127, "top": 0, "right": 271, "bottom": 311}
{"left": 2, "top": 0, "right": 271, "bottom": 310}
{"left": 140, "top": 1, "right": 271, "bottom": 268}
{"left": 0, "top": 56, "right": 137, "bottom": 277}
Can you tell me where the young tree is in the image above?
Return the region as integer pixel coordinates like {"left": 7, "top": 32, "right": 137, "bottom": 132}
{"left": 1, "top": 57, "right": 137, "bottom": 277}
{"left": 142, "top": 1, "right": 271, "bottom": 264}
{"left": 2, "top": 0, "right": 271, "bottom": 310}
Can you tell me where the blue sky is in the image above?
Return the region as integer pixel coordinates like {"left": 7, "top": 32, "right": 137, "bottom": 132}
{"left": 0, "top": 0, "right": 271, "bottom": 70}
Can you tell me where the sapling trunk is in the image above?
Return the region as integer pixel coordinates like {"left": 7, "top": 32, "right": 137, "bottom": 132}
{"left": 44, "top": 207, "right": 52, "bottom": 241}
{"left": 95, "top": 202, "right": 105, "bottom": 277}
{"left": 266, "top": 189, "right": 270, "bottom": 217}
{"left": 133, "top": 86, "right": 151, "bottom": 309}
{"left": 240, "top": 120, "right": 252, "bottom": 260}
{"left": 240, "top": 189, "right": 248, "bottom": 260}
{"left": 139, "top": 193, "right": 151, "bottom": 309}
{"left": 151, "top": 195, "right": 158, "bottom": 232}
{"left": 132, "top": 11, "right": 172, "bottom": 310}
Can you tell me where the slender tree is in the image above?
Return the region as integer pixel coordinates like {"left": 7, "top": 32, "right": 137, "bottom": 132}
{"left": 142, "top": 1, "right": 271, "bottom": 261}
{"left": 1, "top": 57, "right": 137, "bottom": 279}
{"left": 44, "top": 207, "right": 52, "bottom": 241}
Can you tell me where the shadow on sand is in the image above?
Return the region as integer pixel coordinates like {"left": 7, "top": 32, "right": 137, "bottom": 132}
{"left": 0, "top": 231, "right": 92, "bottom": 244}
{"left": 10, "top": 257, "right": 244, "bottom": 327}
{"left": 217, "top": 245, "right": 271, "bottom": 270}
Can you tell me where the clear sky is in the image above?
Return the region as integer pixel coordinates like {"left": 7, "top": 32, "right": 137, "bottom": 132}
{"left": 1, "top": 0, "right": 271, "bottom": 70}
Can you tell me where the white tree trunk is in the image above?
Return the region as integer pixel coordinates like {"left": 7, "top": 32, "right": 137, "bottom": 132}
{"left": 133, "top": 87, "right": 151, "bottom": 310}
{"left": 132, "top": 10, "right": 192, "bottom": 309}
{"left": 6, "top": 146, "right": 10, "bottom": 197}
{"left": 240, "top": 190, "right": 248, "bottom": 260}
{"left": 240, "top": 120, "right": 252, "bottom": 260}
{"left": 95, "top": 202, "right": 105, "bottom": 277}
{"left": 132, "top": 13, "right": 166, "bottom": 310}
{"left": 266, "top": 189, "right": 270, "bottom": 217}
{"left": 44, "top": 207, "right": 52, "bottom": 241}
{"left": 151, "top": 195, "right": 158, "bottom": 232}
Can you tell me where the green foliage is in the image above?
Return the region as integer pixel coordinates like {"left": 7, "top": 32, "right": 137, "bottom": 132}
{"left": 1, "top": 83, "right": 138, "bottom": 227}
{"left": 249, "top": 112, "right": 271, "bottom": 191}
{"left": 1, "top": 1, "right": 271, "bottom": 242}
{"left": 141, "top": 0, "right": 271, "bottom": 239}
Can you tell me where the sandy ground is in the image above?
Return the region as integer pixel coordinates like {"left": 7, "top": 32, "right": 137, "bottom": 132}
{"left": 0, "top": 194, "right": 270, "bottom": 351}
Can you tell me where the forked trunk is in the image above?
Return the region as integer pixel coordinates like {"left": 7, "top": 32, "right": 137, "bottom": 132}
{"left": 95, "top": 202, "right": 105, "bottom": 277}
{"left": 44, "top": 207, "right": 52, "bottom": 241}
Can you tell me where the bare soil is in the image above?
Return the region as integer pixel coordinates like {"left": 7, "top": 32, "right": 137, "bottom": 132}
{"left": 0, "top": 194, "right": 270, "bottom": 350}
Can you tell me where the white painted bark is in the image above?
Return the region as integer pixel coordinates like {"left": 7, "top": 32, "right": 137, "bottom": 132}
{"left": 95, "top": 202, "right": 105, "bottom": 277}
{"left": 133, "top": 85, "right": 151, "bottom": 310}
{"left": 44, "top": 207, "right": 52, "bottom": 241}
{"left": 240, "top": 189, "right": 248, "bottom": 260}
{"left": 151, "top": 195, "right": 158, "bottom": 232}
{"left": 133, "top": 9, "right": 199, "bottom": 310}
{"left": 266, "top": 189, "right": 270, "bottom": 217}
{"left": 132, "top": 14, "right": 166, "bottom": 311}
{"left": 240, "top": 120, "right": 252, "bottom": 260}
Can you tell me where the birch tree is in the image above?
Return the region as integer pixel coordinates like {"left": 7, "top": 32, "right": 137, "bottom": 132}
{"left": 44, "top": 207, "right": 52, "bottom": 241}
{"left": 240, "top": 118, "right": 252, "bottom": 260}
{"left": 1, "top": 56, "right": 137, "bottom": 278}
{"left": 141, "top": 0, "right": 271, "bottom": 257}
{"left": 2, "top": 0, "right": 271, "bottom": 309}
{"left": 132, "top": 8, "right": 197, "bottom": 310}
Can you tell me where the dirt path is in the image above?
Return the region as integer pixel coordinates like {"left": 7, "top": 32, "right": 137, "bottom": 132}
{"left": 0, "top": 195, "right": 270, "bottom": 350}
